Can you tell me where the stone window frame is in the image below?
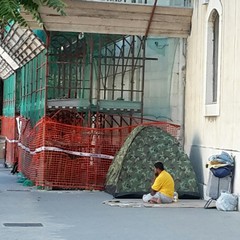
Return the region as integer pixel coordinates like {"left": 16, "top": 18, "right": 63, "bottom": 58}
{"left": 204, "top": 0, "right": 222, "bottom": 117}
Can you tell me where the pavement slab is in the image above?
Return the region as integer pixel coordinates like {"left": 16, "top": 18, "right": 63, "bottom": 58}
{"left": 0, "top": 162, "right": 240, "bottom": 240}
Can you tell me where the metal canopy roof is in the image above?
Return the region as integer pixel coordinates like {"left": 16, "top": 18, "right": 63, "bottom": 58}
{"left": 22, "top": 0, "right": 193, "bottom": 38}
{"left": 0, "top": 52, "right": 15, "bottom": 79}
{"left": 0, "top": 23, "right": 45, "bottom": 79}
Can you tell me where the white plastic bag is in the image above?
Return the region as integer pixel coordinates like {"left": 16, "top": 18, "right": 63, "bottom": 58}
{"left": 216, "top": 191, "right": 238, "bottom": 211}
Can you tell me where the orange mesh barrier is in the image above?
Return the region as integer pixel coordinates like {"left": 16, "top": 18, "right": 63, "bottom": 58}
{"left": 1, "top": 116, "right": 18, "bottom": 165}
{"left": 18, "top": 117, "right": 33, "bottom": 176}
{"left": 17, "top": 116, "right": 180, "bottom": 190}
{"left": 34, "top": 152, "right": 112, "bottom": 190}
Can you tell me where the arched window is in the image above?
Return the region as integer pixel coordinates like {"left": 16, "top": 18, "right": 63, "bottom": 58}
{"left": 204, "top": 0, "right": 222, "bottom": 116}
{"left": 206, "top": 9, "right": 219, "bottom": 104}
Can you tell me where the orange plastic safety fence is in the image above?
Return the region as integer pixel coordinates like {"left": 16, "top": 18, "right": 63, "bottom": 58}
{"left": 34, "top": 152, "right": 112, "bottom": 190}
{"left": 18, "top": 117, "right": 33, "bottom": 175}
{"left": 17, "top": 116, "right": 180, "bottom": 190}
{"left": 1, "top": 116, "right": 18, "bottom": 165}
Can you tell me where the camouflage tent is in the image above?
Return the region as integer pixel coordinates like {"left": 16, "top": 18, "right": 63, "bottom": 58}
{"left": 105, "top": 126, "right": 200, "bottom": 199}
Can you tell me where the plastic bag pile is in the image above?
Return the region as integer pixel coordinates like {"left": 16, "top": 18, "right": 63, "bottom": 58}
{"left": 216, "top": 191, "right": 238, "bottom": 211}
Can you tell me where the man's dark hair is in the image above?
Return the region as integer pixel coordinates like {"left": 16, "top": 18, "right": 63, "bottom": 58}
{"left": 154, "top": 162, "right": 164, "bottom": 170}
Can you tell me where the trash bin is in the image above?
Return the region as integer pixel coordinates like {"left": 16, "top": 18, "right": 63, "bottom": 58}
{"left": 0, "top": 136, "right": 6, "bottom": 159}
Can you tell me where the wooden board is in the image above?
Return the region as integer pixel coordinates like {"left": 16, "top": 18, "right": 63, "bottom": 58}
{"left": 21, "top": 0, "right": 193, "bottom": 38}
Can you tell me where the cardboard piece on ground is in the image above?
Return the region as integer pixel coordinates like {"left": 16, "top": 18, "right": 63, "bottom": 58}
{"left": 103, "top": 199, "right": 206, "bottom": 208}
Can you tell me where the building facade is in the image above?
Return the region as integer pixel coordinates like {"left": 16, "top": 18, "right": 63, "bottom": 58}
{"left": 185, "top": 0, "right": 240, "bottom": 197}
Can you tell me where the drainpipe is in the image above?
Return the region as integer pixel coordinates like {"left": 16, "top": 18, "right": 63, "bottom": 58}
{"left": 180, "top": 38, "right": 187, "bottom": 149}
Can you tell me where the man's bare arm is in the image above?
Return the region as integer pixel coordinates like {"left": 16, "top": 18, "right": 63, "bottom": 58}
{"left": 150, "top": 188, "right": 157, "bottom": 196}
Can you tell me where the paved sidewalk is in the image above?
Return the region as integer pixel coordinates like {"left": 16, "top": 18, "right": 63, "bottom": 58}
{"left": 0, "top": 162, "right": 240, "bottom": 240}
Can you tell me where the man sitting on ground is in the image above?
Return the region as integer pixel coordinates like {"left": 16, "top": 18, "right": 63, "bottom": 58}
{"left": 143, "top": 162, "right": 174, "bottom": 204}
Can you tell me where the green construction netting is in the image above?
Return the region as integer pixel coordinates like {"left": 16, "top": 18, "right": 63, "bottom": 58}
{"left": 144, "top": 37, "right": 180, "bottom": 121}
{"left": 3, "top": 74, "right": 15, "bottom": 117}
{"left": 16, "top": 69, "right": 21, "bottom": 113}
{"left": 47, "top": 32, "right": 92, "bottom": 101}
{"left": 20, "top": 50, "right": 46, "bottom": 124}
{"left": 47, "top": 33, "right": 137, "bottom": 105}
{"left": 33, "top": 30, "right": 46, "bottom": 44}
{"left": 2, "top": 31, "right": 185, "bottom": 126}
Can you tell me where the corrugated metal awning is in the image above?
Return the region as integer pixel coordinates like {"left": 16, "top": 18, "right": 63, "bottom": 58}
{"left": 0, "top": 23, "right": 45, "bottom": 79}
{"left": 0, "top": 53, "right": 15, "bottom": 79}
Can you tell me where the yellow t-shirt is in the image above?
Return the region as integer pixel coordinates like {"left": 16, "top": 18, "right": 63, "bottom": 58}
{"left": 151, "top": 170, "right": 174, "bottom": 198}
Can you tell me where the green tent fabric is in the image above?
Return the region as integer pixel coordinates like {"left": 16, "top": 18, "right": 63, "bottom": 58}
{"left": 105, "top": 126, "right": 200, "bottom": 199}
